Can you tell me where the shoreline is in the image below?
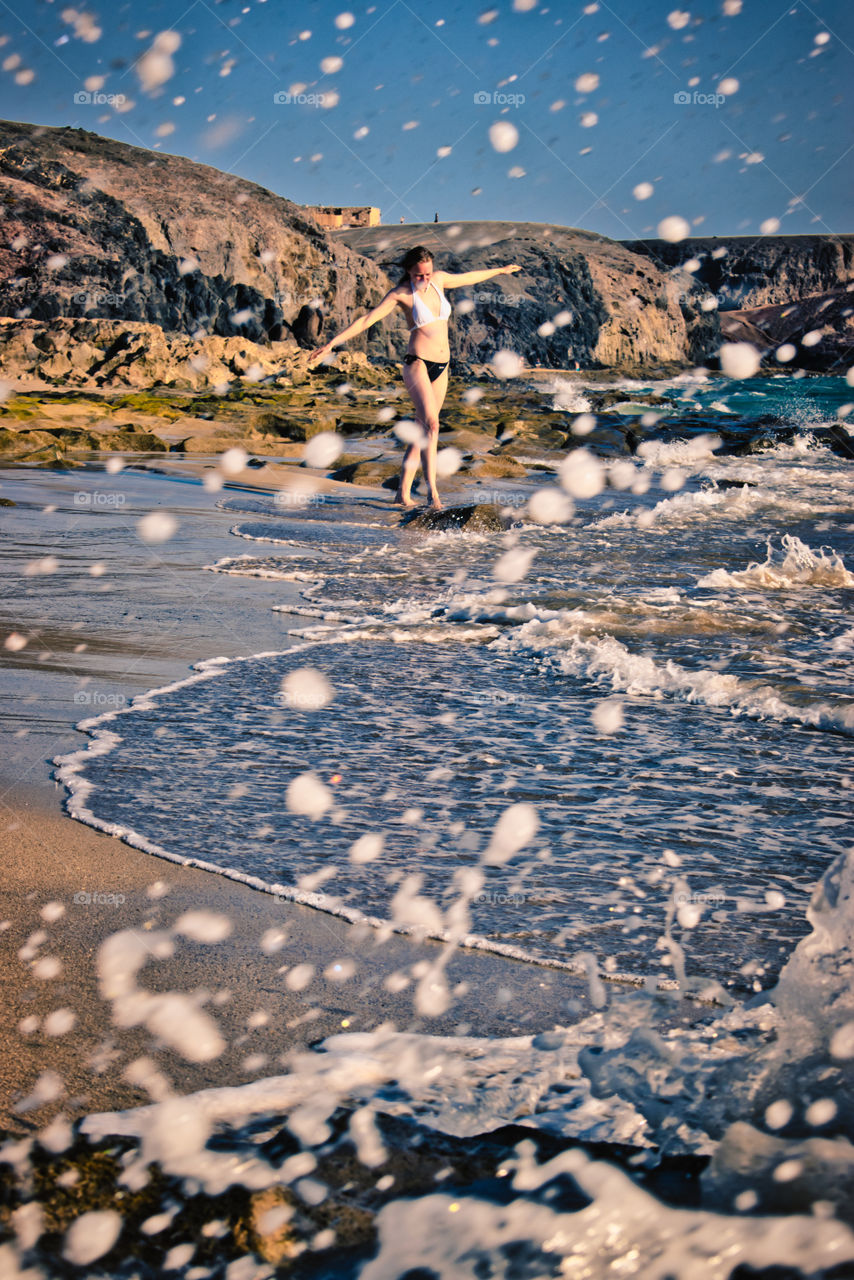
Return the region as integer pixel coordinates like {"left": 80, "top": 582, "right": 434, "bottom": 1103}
{"left": 2, "top": 379, "right": 850, "bottom": 1135}
{"left": 0, "top": 461, "right": 597, "bottom": 1133}
{"left": 0, "top": 774, "right": 598, "bottom": 1137}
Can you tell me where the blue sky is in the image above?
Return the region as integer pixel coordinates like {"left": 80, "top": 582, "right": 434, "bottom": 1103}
{"left": 0, "top": 0, "right": 850, "bottom": 238}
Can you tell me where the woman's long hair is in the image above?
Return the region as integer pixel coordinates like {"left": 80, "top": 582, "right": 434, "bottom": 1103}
{"left": 396, "top": 246, "right": 433, "bottom": 286}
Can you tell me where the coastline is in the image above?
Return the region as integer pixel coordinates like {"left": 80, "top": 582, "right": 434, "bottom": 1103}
{"left": 0, "top": 459, "right": 592, "bottom": 1135}
{"left": 0, "top": 775, "right": 595, "bottom": 1136}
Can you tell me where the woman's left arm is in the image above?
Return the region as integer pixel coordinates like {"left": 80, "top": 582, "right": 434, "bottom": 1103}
{"left": 438, "top": 264, "right": 521, "bottom": 289}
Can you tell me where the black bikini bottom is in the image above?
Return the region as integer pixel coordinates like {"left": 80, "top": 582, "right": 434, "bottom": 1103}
{"left": 403, "top": 354, "right": 449, "bottom": 383}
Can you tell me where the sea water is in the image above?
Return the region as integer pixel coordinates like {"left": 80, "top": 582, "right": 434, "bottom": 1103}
{"left": 11, "top": 371, "right": 854, "bottom": 1273}
{"left": 58, "top": 375, "right": 854, "bottom": 999}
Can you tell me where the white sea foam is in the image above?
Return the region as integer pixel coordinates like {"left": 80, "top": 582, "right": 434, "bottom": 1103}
{"left": 74, "top": 850, "right": 854, "bottom": 1270}
{"left": 698, "top": 535, "right": 854, "bottom": 591}
{"left": 496, "top": 619, "right": 854, "bottom": 735}
{"left": 593, "top": 480, "right": 844, "bottom": 530}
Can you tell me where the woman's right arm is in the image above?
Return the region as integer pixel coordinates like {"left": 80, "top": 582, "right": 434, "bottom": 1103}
{"left": 308, "top": 289, "right": 402, "bottom": 363}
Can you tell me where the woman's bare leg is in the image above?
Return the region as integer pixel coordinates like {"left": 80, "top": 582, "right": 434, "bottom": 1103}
{"left": 396, "top": 440, "right": 421, "bottom": 506}
{"left": 421, "top": 367, "right": 448, "bottom": 509}
{"left": 397, "top": 361, "right": 442, "bottom": 507}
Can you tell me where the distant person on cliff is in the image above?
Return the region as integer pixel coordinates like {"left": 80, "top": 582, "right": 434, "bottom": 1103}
{"left": 307, "top": 247, "right": 520, "bottom": 508}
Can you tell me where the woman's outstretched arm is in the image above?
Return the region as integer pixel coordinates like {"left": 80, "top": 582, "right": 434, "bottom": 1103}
{"left": 438, "top": 264, "right": 521, "bottom": 289}
{"left": 308, "top": 288, "right": 401, "bottom": 363}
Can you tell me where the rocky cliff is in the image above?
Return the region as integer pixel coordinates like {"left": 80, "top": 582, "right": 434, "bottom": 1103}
{"left": 621, "top": 235, "right": 854, "bottom": 312}
{"left": 719, "top": 287, "right": 854, "bottom": 373}
{"left": 0, "top": 119, "right": 392, "bottom": 348}
{"left": 0, "top": 121, "right": 724, "bottom": 377}
{"left": 335, "top": 222, "right": 719, "bottom": 371}
{"left": 2, "top": 120, "right": 848, "bottom": 380}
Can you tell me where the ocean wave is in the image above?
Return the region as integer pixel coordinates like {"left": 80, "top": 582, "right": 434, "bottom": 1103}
{"left": 698, "top": 535, "right": 854, "bottom": 591}
{"left": 497, "top": 619, "right": 854, "bottom": 736}
{"left": 592, "top": 480, "right": 845, "bottom": 530}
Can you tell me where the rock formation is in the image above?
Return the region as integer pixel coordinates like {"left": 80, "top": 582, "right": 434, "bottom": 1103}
{"left": 1, "top": 121, "right": 849, "bottom": 379}
{"left": 335, "top": 222, "right": 719, "bottom": 371}
{"left": 621, "top": 235, "right": 854, "bottom": 311}
{"left": 0, "top": 119, "right": 393, "bottom": 349}
{"left": 719, "top": 287, "right": 854, "bottom": 373}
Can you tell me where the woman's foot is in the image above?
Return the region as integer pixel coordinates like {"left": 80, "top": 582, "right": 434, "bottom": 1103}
{"left": 428, "top": 494, "right": 443, "bottom": 510}
{"left": 393, "top": 491, "right": 417, "bottom": 508}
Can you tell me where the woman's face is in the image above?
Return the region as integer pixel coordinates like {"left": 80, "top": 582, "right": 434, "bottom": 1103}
{"left": 409, "top": 259, "right": 434, "bottom": 289}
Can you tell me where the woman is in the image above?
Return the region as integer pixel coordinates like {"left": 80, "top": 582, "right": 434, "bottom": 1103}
{"left": 308, "top": 247, "right": 521, "bottom": 509}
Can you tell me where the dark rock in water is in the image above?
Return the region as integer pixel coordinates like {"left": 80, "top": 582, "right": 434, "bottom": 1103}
{"left": 331, "top": 458, "right": 401, "bottom": 485}
{"left": 0, "top": 496, "right": 16, "bottom": 506}
{"left": 401, "top": 503, "right": 510, "bottom": 532}
{"left": 825, "top": 423, "right": 854, "bottom": 460}
{"left": 714, "top": 427, "right": 796, "bottom": 457}
{"left": 245, "top": 456, "right": 267, "bottom": 468}
{"left": 168, "top": 437, "right": 193, "bottom": 452}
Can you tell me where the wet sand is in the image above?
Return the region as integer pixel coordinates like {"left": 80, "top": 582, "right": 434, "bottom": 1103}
{"left": 1, "top": 774, "right": 594, "bottom": 1136}
{"left": 0, "top": 458, "right": 592, "bottom": 1133}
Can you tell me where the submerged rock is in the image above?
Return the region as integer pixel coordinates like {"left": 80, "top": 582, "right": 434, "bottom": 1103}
{"left": 401, "top": 503, "right": 510, "bottom": 532}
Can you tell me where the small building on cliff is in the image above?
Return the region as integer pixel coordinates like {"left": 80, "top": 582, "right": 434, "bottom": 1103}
{"left": 303, "top": 205, "right": 380, "bottom": 228}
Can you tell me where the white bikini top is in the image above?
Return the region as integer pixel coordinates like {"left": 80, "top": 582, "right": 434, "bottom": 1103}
{"left": 410, "top": 278, "right": 451, "bottom": 328}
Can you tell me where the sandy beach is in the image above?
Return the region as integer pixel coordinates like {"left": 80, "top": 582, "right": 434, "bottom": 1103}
{"left": 1, "top": 778, "right": 597, "bottom": 1135}
{"left": 2, "top": 362, "right": 853, "bottom": 1277}
{"left": 0, "top": 457, "right": 590, "bottom": 1136}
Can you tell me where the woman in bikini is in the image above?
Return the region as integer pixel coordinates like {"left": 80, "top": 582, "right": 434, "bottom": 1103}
{"left": 307, "top": 246, "right": 521, "bottom": 509}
